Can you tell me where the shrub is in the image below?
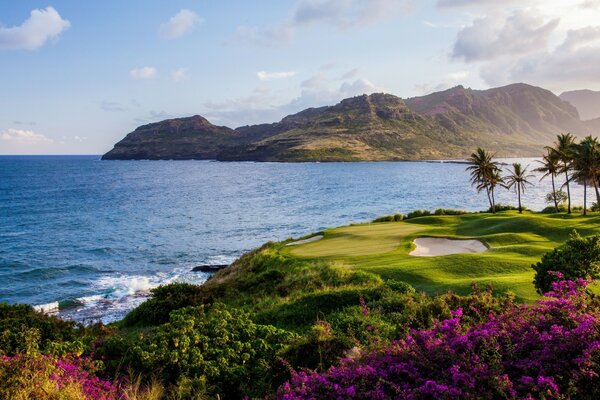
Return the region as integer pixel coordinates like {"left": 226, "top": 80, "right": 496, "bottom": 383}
{"left": 278, "top": 278, "right": 600, "bottom": 399}
{"left": 486, "top": 204, "right": 523, "bottom": 212}
{"left": 100, "top": 304, "right": 295, "bottom": 399}
{"left": 433, "top": 208, "right": 469, "bottom": 216}
{"left": 406, "top": 210, "right": 431, "bottom": 219}
{"left": 372, "top": 213, "right": 403, "bottom": 223}
{"left": 121, "top": 283, "right": 204, "bottom": 327}
{"left": 0, "top": 303, "right": 83, "bottom": 356}
{"left": 592, "top": 202, "right": 600, "bottom": 212}
{"left": 0, "top": 352, "right": 117, "bottom": 400}
{"left": 533, "top": 231, "right": 600, "bottom": 294}
{"left": 385, "top": 279, "right": 415, "bottom": 294}
{"left": 541, "top": 205, "right": 567, "bottom": 213}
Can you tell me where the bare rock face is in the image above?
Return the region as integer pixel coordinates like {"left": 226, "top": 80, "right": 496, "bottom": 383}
{"left": 103, "top": 83, "right": 593, "bottom": 162}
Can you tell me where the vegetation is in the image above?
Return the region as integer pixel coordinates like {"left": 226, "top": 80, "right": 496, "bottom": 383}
{"left": 467, "top": 148, "right": 503, "bottom": 213}
{"left": 504, "top": 163, "right": 533, "bottom": 213}
{"left": 533, "top": 231, "right": 600, "bottom": 294}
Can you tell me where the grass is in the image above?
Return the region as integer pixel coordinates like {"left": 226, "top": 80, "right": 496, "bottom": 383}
{"left": 283, "top": 211, "right": 600, "bottom": 302}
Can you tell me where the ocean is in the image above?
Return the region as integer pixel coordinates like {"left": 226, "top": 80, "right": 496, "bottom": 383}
{"left": 0, "top": 155, "right": 591, "bottom": 323}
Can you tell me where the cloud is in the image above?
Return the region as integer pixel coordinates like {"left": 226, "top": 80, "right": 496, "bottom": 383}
{"left": 257, "top": 71, "right": 296, "bottom": 81}
{"left": 204, "top": 71, "right": 384, "bottom": 127}
{"left": 130, "top": 67, "right": 158, "bottom": 80}
{"left": 340, "top": 68, "right": 359, "bottom": 80}
{"left": 159, "top": 9, "right": 201, "bottom": 39}
{"left": 171, "top": 68, "right": 189, "bottom": 82}
{"left": 0, "top": 128, "right": 53, "bottom": 145}
{"left": 100, "top": 100, "right": 127, "bottom": 112}
{"left": 452, "top": 9, "right": 559, "bottom": 62}
{"left": 227, "top": 0, "right": 412, "bottom": 46}
{"left": 225, "top": 24, "right": 294, "bottom": 47}
{"left": 480, "top": 25, "right": 600, "bottom": 89}
{"left": 437, "top": 0, "right": 521, "bottom": 8}
{"left": 293, "top": 0, "right": 413, "bottom": 29}
{"left": 0, "top": 6, "right": 70, "bottom": 50}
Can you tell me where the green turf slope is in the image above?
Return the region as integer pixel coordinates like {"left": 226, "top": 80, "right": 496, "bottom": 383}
{"left": 284, "top": 212, "right": 600, "bottom": 302}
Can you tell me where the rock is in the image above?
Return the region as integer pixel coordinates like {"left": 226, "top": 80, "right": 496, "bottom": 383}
{"left": 192, "top": 264, "right": 228, "bottom": 272}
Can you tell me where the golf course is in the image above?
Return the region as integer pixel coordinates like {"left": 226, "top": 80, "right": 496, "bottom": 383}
{"left": 284, "top": 211, "right": 600, "bottom": 302}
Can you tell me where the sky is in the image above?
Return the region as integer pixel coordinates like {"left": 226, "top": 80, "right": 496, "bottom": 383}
{"left": 1, "top": 0, "right": 600, "bottom": 155}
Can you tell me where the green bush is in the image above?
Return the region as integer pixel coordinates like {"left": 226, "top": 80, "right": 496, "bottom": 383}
{"left": 121, "top": 283, "right": 204, "bottom": 327}
{"left": 486, "top": 204, "right": 523, "bottom": 212}
{"left": 406, "top": 210, "right": 431, "bottom": 219}
{"left": 541, "top": 205, "right": 567, "bottom": 214}
{"left": 99, "top": 304, "right": 295, "bottom": 399}
{"left": 533, "top": 231, "right": 600, "bottom": 294}
{"left": 0, "top": 303, "right": 83, "bottom": 356}
{"left": 372, "top": 213, "right": 403, "bottom": 223}
{"left": 385, "top": 279, "right": 415, "bottom": 294}
{"left": 433, "top": 209, "right": 469, "bottom": 216}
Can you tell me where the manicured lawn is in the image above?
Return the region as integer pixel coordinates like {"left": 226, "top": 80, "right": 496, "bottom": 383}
{"left": 284, "top": 211, "right": 600, "bottom": 302}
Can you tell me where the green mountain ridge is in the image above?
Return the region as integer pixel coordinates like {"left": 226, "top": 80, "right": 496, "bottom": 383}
{"left": 102, "top": 83, "right": 595, "bottom": 161}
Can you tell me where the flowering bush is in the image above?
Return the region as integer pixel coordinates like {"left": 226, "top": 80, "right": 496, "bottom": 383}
{"left": 0, "top": 353, "right": 117, "bottom": 400}
{"left": 278, "top": 277, "right": 600, "bottom": 399}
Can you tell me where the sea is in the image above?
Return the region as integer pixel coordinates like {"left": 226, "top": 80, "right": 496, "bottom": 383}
{"left": 0, "top": 155, "right": 593, "bottom": 324}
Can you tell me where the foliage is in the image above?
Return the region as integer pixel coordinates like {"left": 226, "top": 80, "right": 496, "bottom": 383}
{"left": 541, "top": 205, "right": 567, "bottom": 214}
{"left": 278, "top": 278, "right": 600, "bottom": 399}
{"left": 466, "top": 148, "right": 503, "bottom": 213}
{"left": 121, "top": 283, "right": 204, "bottom": 327}
{"left": 485, "top": 204, "right": 523, "bottom": 212}
{"left": 0, "top": 303, "right": 85, "bottom": 356}
{"left": 372, "top": 213, "right": 403, "bottom": 223}
{"left": 99, "top": 303, "right": 295, "bottom": 399}
{"left": 0, "top": 352, "right": 117, "bottom": 400}
{"left": 545, "top": 189, "right": 568, "bottom": 206}
{"left": 406, "top": 209, "right": 431, "bottom": 219}
{"left": 533, "top": 231, "right": 600, "bottom": 294}
{"left": 433, "top": 208, "right": 469, "bottom": 216}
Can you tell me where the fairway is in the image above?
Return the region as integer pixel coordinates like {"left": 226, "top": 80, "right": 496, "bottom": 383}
{"left": 284, "top": 212, "right": 600, "bottom": 302}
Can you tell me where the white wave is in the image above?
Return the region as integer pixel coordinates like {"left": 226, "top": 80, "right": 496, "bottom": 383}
{"left": 33, "top": 301, "right": 59, "bottom": 314}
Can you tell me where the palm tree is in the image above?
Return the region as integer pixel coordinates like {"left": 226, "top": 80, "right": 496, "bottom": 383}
{"left": 547, "top": 133, "right": 576, "bottom": 214}
{"left": 534, "top": 149, "right": 561, "bottom": 212}
{"left": 467, "top": 148, "right": 502, "bottom": 213}
{"left": 572, "top": 136, "right": 600, "bottom": 215}
{"left": 505, "top": 163, "right": 534, "bottom": 213}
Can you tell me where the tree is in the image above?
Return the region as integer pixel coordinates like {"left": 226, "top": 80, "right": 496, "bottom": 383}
{"left": 532, "top": 231, "right": 600, "bottom": 294}
{"left": 504, "top": 163, "right": 533, "bottom": 213}
{"left": 467, "top": 148, "right": 503, "bottom": 214}
{"left": 535, "top": 149, "right": 561, "bottom": 212}
{"left": 548, "top": 133, "right": 576, "bottom": 214}
{"left": 572, "top": 136, "right": 600, "bottom": 215}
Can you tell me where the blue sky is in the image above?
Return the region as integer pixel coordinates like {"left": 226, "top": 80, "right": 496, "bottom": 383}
{"left": 1, "top": 0, "right": 599, "bottom": 154}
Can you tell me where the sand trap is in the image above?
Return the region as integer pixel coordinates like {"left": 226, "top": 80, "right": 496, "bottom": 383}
{"left": 286, "top": 235, "right": 324, "bottom": 246}
{"left": 410, "top": 237, "right": 487, "bottom": 257}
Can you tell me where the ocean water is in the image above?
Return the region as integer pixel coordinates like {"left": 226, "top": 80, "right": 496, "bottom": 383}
{"left": 0, "top": 155, "right": 593, "bottom": 323}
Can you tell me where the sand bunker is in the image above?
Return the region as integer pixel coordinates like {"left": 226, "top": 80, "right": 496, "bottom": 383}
{"left": 410, "top": 237, "right": 487, "bottom": 257}
{"left": 286, "top": 235, "right": 324, "bottom": 246}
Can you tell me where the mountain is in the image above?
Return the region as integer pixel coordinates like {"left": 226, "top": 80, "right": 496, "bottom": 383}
{"left": 101, "top": 115, "right": 273, "bottom": 160}
{"left": 103, "top": 83, "right": 593, "bottom": 162}
{"left": 559, "top": 89, "right": 600, "bottom": 120}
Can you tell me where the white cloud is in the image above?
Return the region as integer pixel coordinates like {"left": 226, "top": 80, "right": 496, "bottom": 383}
{"left": 130, "top": 67, "right": 158, "bottom": 80}
{"left": 452, "top": 9, "right": 559, "bottom": 62}
{"left": 480, "top": 25, "right": 600, "bottom": 89}
{"left": 100, "top": 100, "right": 126, "bottom": 112}
{"left": 171, "top": 68, "right": 189, "bottom": 82}
{"left": 227, "top": 0, "right": 412, "bottom": 47}
{"left": 257, "top": 71, "right": 296, "bottom": 81}
{"left": 0, "top": 6, "right": 70, "bottom": 50}
{"left": 0, "top": 128, "right": 53, "bottom": 145}
{"left": 159, "top": 9, "right": 201, "bottom": 39}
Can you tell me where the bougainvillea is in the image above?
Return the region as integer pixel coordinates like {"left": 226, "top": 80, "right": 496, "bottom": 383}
{"left": 0, "top": 353, "right": 117, "bottom": 399}
{"left": 278, "top": 276, "right": 600, "bottom": 399}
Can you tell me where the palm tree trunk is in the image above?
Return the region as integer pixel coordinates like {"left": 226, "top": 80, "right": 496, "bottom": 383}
{"left": 565, "top": 170, "right": 572, "bottom": 214}
{"left": 485, "top": 187, "right": 492, "bottom": 211}
{"left": 583, "top": 179, "right": 587, "bottom": 216}
{"left": 593, "top": 178, "right": 600, "bottom": 207}
{"left": 518, "top": 185, "right": 522, "bottom": 213}
{"left": 551, "top": 174, "right": 559, "bottom": 212}
{"left": 491, "top": 186, "right": 496, "bottom": 214}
